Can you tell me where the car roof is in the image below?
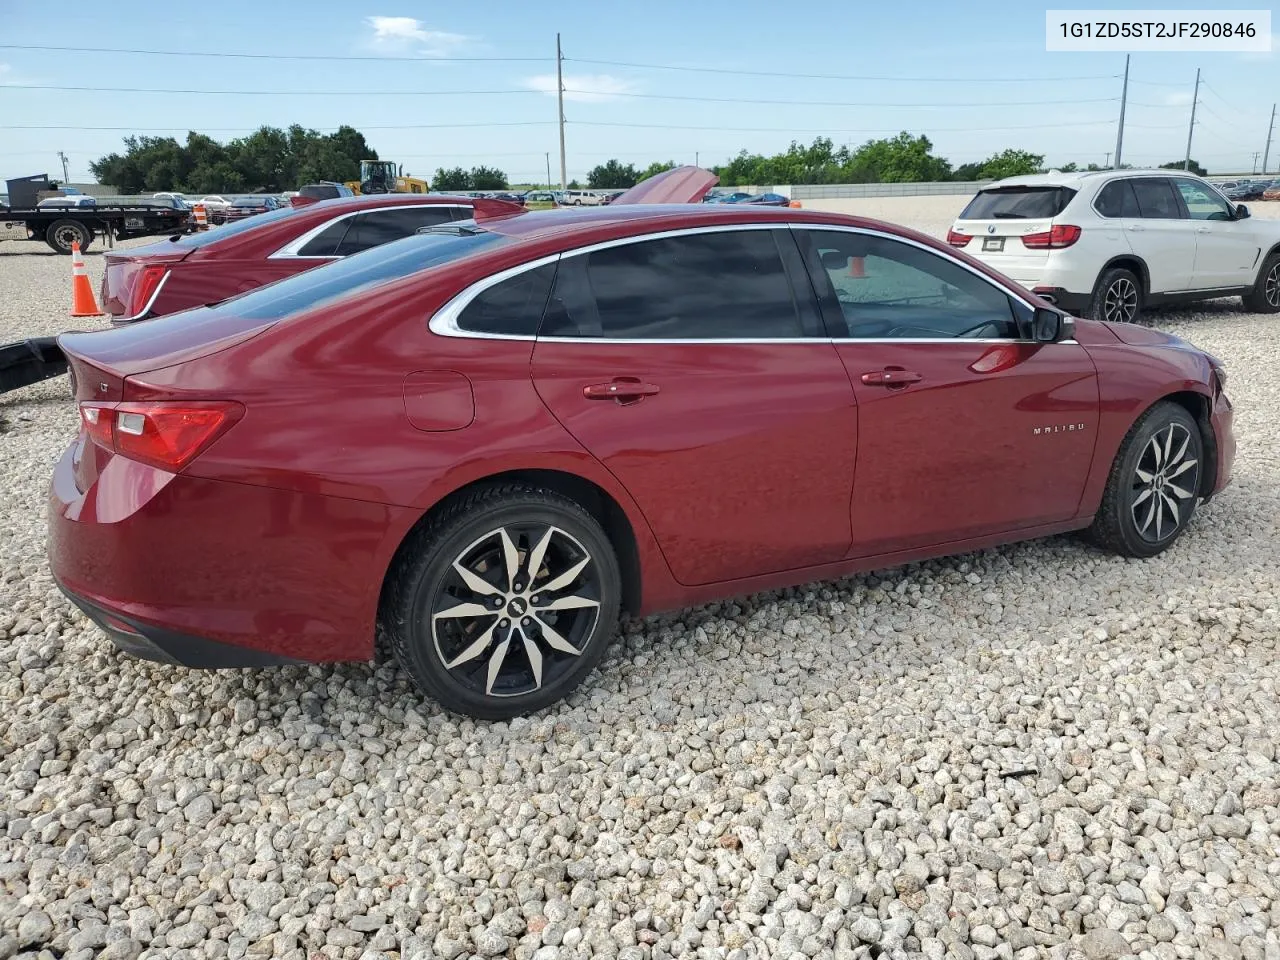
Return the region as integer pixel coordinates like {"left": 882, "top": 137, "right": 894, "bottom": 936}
{"left": 983, "top": 168, "right": 1209, "bottom": 190}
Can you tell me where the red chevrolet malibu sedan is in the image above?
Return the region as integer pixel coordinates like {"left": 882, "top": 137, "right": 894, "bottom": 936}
{"left": 50, "top": 199, "right": 1235, "bottom": 719}
{"left": 100, "top": 193, "right": 475, "bottom": 322}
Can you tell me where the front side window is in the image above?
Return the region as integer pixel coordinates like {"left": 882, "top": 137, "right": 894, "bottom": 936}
{"left": 1173, "top": 179, "right": 1233, "bottom": 221}
{"left": 801, "top": 230, "right": 1021, "bottom": 339}
{"left": 1130, "top": 179, "right": 1184, "bottom": 219}
{"left": 540, "top": 229, "right": 804, "bottom": 340}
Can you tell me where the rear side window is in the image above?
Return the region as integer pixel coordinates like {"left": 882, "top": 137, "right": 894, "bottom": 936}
{"left": 1130, "top": 179, "right": 1184, "bottom": 219}
{"left": 1094, "top": 180, "right": 1141, "bottom": 218}
{"left": 204, "top": 231, "right": 507, "bottom": 322}
{"left": 457, "top": 263, "right": 557, "bottom": 336}
{"left": 541, "top": 229, "right": 803, "bottom": 339}
{"left": 335, "top": 207, "right": 464, "bottom": 256}
{"left": 296, "top": 218, "right": 353, "bottom": 257}
{"left": 960, "top": 187, "right": 1076, "bottom": 220}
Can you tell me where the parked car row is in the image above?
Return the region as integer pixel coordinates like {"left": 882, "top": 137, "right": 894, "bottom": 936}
{"left": 1218, "top": 178, "right": 1280, "bottom": 202}
{"left": 45, "top": 167, "right": 1237, "bottom": 721}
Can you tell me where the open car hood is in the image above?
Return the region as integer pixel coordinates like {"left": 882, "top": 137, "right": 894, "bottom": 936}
{"left": 611, "top": 166, "right": 719, "bottom": 205}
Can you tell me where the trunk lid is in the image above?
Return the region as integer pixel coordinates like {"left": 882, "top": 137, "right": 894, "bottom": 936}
{"left": 611, "top": 166, "right": 719, "bottom": 205}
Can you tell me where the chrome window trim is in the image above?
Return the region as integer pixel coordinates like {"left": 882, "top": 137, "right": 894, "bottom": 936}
{"left": 114, "top": 271, "right": 171, "bottom": 323}
{"left": 269, "top": 203, "right": 472, "bottom": 260}
{"left": 427, "top": 220, "right": 1057, "bottom": 345}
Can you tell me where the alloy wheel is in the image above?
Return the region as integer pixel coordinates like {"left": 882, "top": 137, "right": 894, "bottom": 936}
{"left": 430, "top": 524, "right": 601, "bottom": 698}
{"left": 1103, "top": 277, "right": 1138, "bottom": 324}
{"left": 1130, "top": 423, "right": 1199, "bottom": 543}
{"left": 1266, "top": 262, "right": 1280, "bottom": 308}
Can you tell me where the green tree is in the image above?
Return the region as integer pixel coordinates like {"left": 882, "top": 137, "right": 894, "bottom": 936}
{"left": 587, "top": 159, "right": 640, "bottom": 189}
{"left": 846, "top": 132, "right": 951, "bottom": 183}
{"left": 1056, "top": 162, "right": 1079, "bottom": 172}
{"left": 974, "top": 149, "right": 1044, "bottom": 180}
{"left": 567, "top": 179, "right": 582, "bottom": 189}
{"left": 952, "top": 162, "right": 986, "bottom": 181}
{"left": 638, "top": 160, "right": 677, "bottom": 181}
{"left": 1160, "top": 159, "right": 1207, "bottom": 176}
{"left": 469, "top": 165, "right": 508, "bottom": 190}
{"left": 433, "top": 167, "right": 471, "bottom": 191}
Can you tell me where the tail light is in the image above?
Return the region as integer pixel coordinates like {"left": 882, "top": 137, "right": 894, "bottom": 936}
{"left": 945, "top": 229, "right": 971, "bottom": 247}
{"left": 1022, "top": 225, "right": 1082, "bottom": 249}
{"left": 79, "top": 401, "right": 244, "bottom": 471}
{"left": 129, "top": 265, "right": 169, "bottom": 316}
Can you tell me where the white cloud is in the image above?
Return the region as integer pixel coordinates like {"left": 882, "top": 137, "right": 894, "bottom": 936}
{"left": 364, "top": 16, "right": 469, "bottom": 56}
{"left": 0, "top": 63, "right": 36, "bottom": 86}
{"left": 524, "top": 73, "right": 634, "bottom": 103}
{"left": 1163, "top": 91, "right": 1195, "bottom": 107}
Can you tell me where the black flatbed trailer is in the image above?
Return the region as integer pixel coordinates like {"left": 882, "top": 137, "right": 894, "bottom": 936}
{"left": 0, "top": 202, "right": 191, "bottom": 254}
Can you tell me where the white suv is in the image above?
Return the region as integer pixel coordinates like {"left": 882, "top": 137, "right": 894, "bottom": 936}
{"left": 948, "top": 169, "right": 1280, "bottom": 324}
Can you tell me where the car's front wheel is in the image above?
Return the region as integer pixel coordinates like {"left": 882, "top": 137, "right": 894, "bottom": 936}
{"left": 1088, "top": 266, "right": 1143, "bottom": 326}
{"left": 383, "top": 484, "right": 621, "bottom": 719}
{"left": 1088, "top": 401, "right": 1203, "bottom": 558}
{"left": 1243, "top": 251, "right": 1280, "bottom": 313}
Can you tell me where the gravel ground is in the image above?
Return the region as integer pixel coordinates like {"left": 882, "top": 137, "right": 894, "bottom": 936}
{"left": 1, "top": 203, "right": 1279, "bottom": 960}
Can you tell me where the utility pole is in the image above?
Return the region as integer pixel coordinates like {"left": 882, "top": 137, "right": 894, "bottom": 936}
{"left": 556, "top": 33, "right": 567, "bottom": 192}
{"left": 1263, "top": 103, "right": 1276, "bottom": 175}
{"left": 1113, "top": 54, "right": 1129, "bottom": 170}
{"left": 1104, "top": 152, "right": 1111, "bottom": 169}
{"left": 545, "top": 152, "right": 552, "bottom": 189}
{"left": 1183, "top": 67, "right": 1200, "bottom": 172}
{"left": 1252, "top": 151, "right": 1261, "bottom": 174}
{"left": 695, "top": 151, "right": 699, "bottom": 168}
{"left": 57, "top": 150, "right": 70, "bottom": 184}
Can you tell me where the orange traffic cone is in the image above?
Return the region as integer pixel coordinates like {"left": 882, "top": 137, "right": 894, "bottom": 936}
{"left": 788, "top": 199, "right": 802, "bottom": 208}
{"left": 193, "top": 203, "right": 208, "bottom": 230}
{"left": 848, "top": 256, "right": 866, "bottom": 279}
{"left": 70, "top": 241, "right": 103, "bottom": 317}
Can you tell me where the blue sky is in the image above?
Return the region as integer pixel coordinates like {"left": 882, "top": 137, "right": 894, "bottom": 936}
{"left": 1, "top": 0, "right": 1276, "bottom": 186}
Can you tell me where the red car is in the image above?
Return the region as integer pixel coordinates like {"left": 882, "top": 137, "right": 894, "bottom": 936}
{"left": 101, "top": 194, "right": 476, "bottom": 322}
{"left": 49, "top": 174, "right": 1235, "bottom": 719}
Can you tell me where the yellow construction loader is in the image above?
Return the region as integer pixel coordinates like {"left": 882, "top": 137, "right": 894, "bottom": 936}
{"left": 344, "top": 160, "right": 429, "bottom": 195}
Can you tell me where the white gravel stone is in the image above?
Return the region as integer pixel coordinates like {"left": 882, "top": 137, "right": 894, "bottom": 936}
{"left": 2, "top": 204, "right": 1280, "bottom": 960}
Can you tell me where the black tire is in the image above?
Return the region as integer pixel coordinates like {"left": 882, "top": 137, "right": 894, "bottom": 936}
{"left": 1087, "top": 266, "right": 1143, "bottom": 325}
{"left": 45, "top": 219, "right": 92, "bottom": 255}
{"left": 1243, "top": 251, "right": 1280, "bottom": 313}
{"left": 1087, "top": 401, "right": 1203, "bottom": 558}
{"left": 383, "top": 483, "right": 621, "bottom": 719}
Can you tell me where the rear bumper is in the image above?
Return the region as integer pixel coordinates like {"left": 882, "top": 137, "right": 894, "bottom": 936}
{"left": 57, "top": 579, "right": 303, "bottom": 667}
{"left": 48, "top": 438, "right": 415, "bottom": 666}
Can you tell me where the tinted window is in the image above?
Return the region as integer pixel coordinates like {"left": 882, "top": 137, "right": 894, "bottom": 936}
{"left": 541, "top": 230, "right": 803, "bottom": 340}
{"left": 960, "top": 187, "right": 1076, "bottom": 219}
{"left": 169, "top": 205, "right": 298, "bottom": 249}
{"left": 1094, "top": 180, "right": 1141, "bottom": 218}
{"left": 335, "top": 207, "right": 463, "bottom": 256}
{"left": 1131, "top": 179, "right": 1183, "bottom": 219}
{"left": 802, "top": 231, "right": 1020, "bottom": 339}
{"left": 204, "top": 231, "right": 507, "bottom": 322}
{"left": 1173, "top": 179, "right": 1233, "bottom": 221}
{"left": 296, "top": 217, "right": 353, "bottom": 257}
{"left": 457, "top": 263, "right": 556, "bottom": 336}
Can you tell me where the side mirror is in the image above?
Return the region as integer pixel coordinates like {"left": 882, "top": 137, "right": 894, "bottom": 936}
{"left": 1235, "top": 203, "right": 1250, "bottom": 219}
{"left": 1032, "top": 306, "right": 1072, "bottom": 343}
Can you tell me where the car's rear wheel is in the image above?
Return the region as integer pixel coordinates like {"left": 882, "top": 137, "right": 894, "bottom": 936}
{"left": 383, "top": 484, "right": 621, "bottom": 719}
{"left": 1087, "top": 401, "right": 1203, "bottom": 558}
{"left": 46, "top": 219, "right": 92, "bottom": 255}
{"left": 1088, "top": 266, "right": 1143, "bottom": 326}
{"left": 1243, "top": 252, "right": 1280, "bottom": 313}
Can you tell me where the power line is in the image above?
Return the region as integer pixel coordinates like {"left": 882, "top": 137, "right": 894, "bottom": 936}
{"left": 570, "top": 118, "right": 1180, "bottom": 133}
{"left": 565, "top": 57, "right": 1119, "bottom": 83}
{"left": 9, "top": 84, "right": 542, "bottom": 97}
{"left": 6, "top": 121, "right": 557, "bottom": 131}
{"left": 566, "top": 90, "right": 1119, "bottom": 108}
{"left": 0, "top": 43, "right": 546, "bottom": 62}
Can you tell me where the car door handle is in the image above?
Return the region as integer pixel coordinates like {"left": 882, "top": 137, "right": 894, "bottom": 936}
{"left": 583, "top": 378, "right": 661, "bottom": 401}
{"left": 861, "top": 369, "right": 922, "bottom": 387}
{"left": 1195, "top": 226, "right": 1211, "bottom": 233}
{"left": 1126, "top": 224, "right": 1144, "bottom": 231}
